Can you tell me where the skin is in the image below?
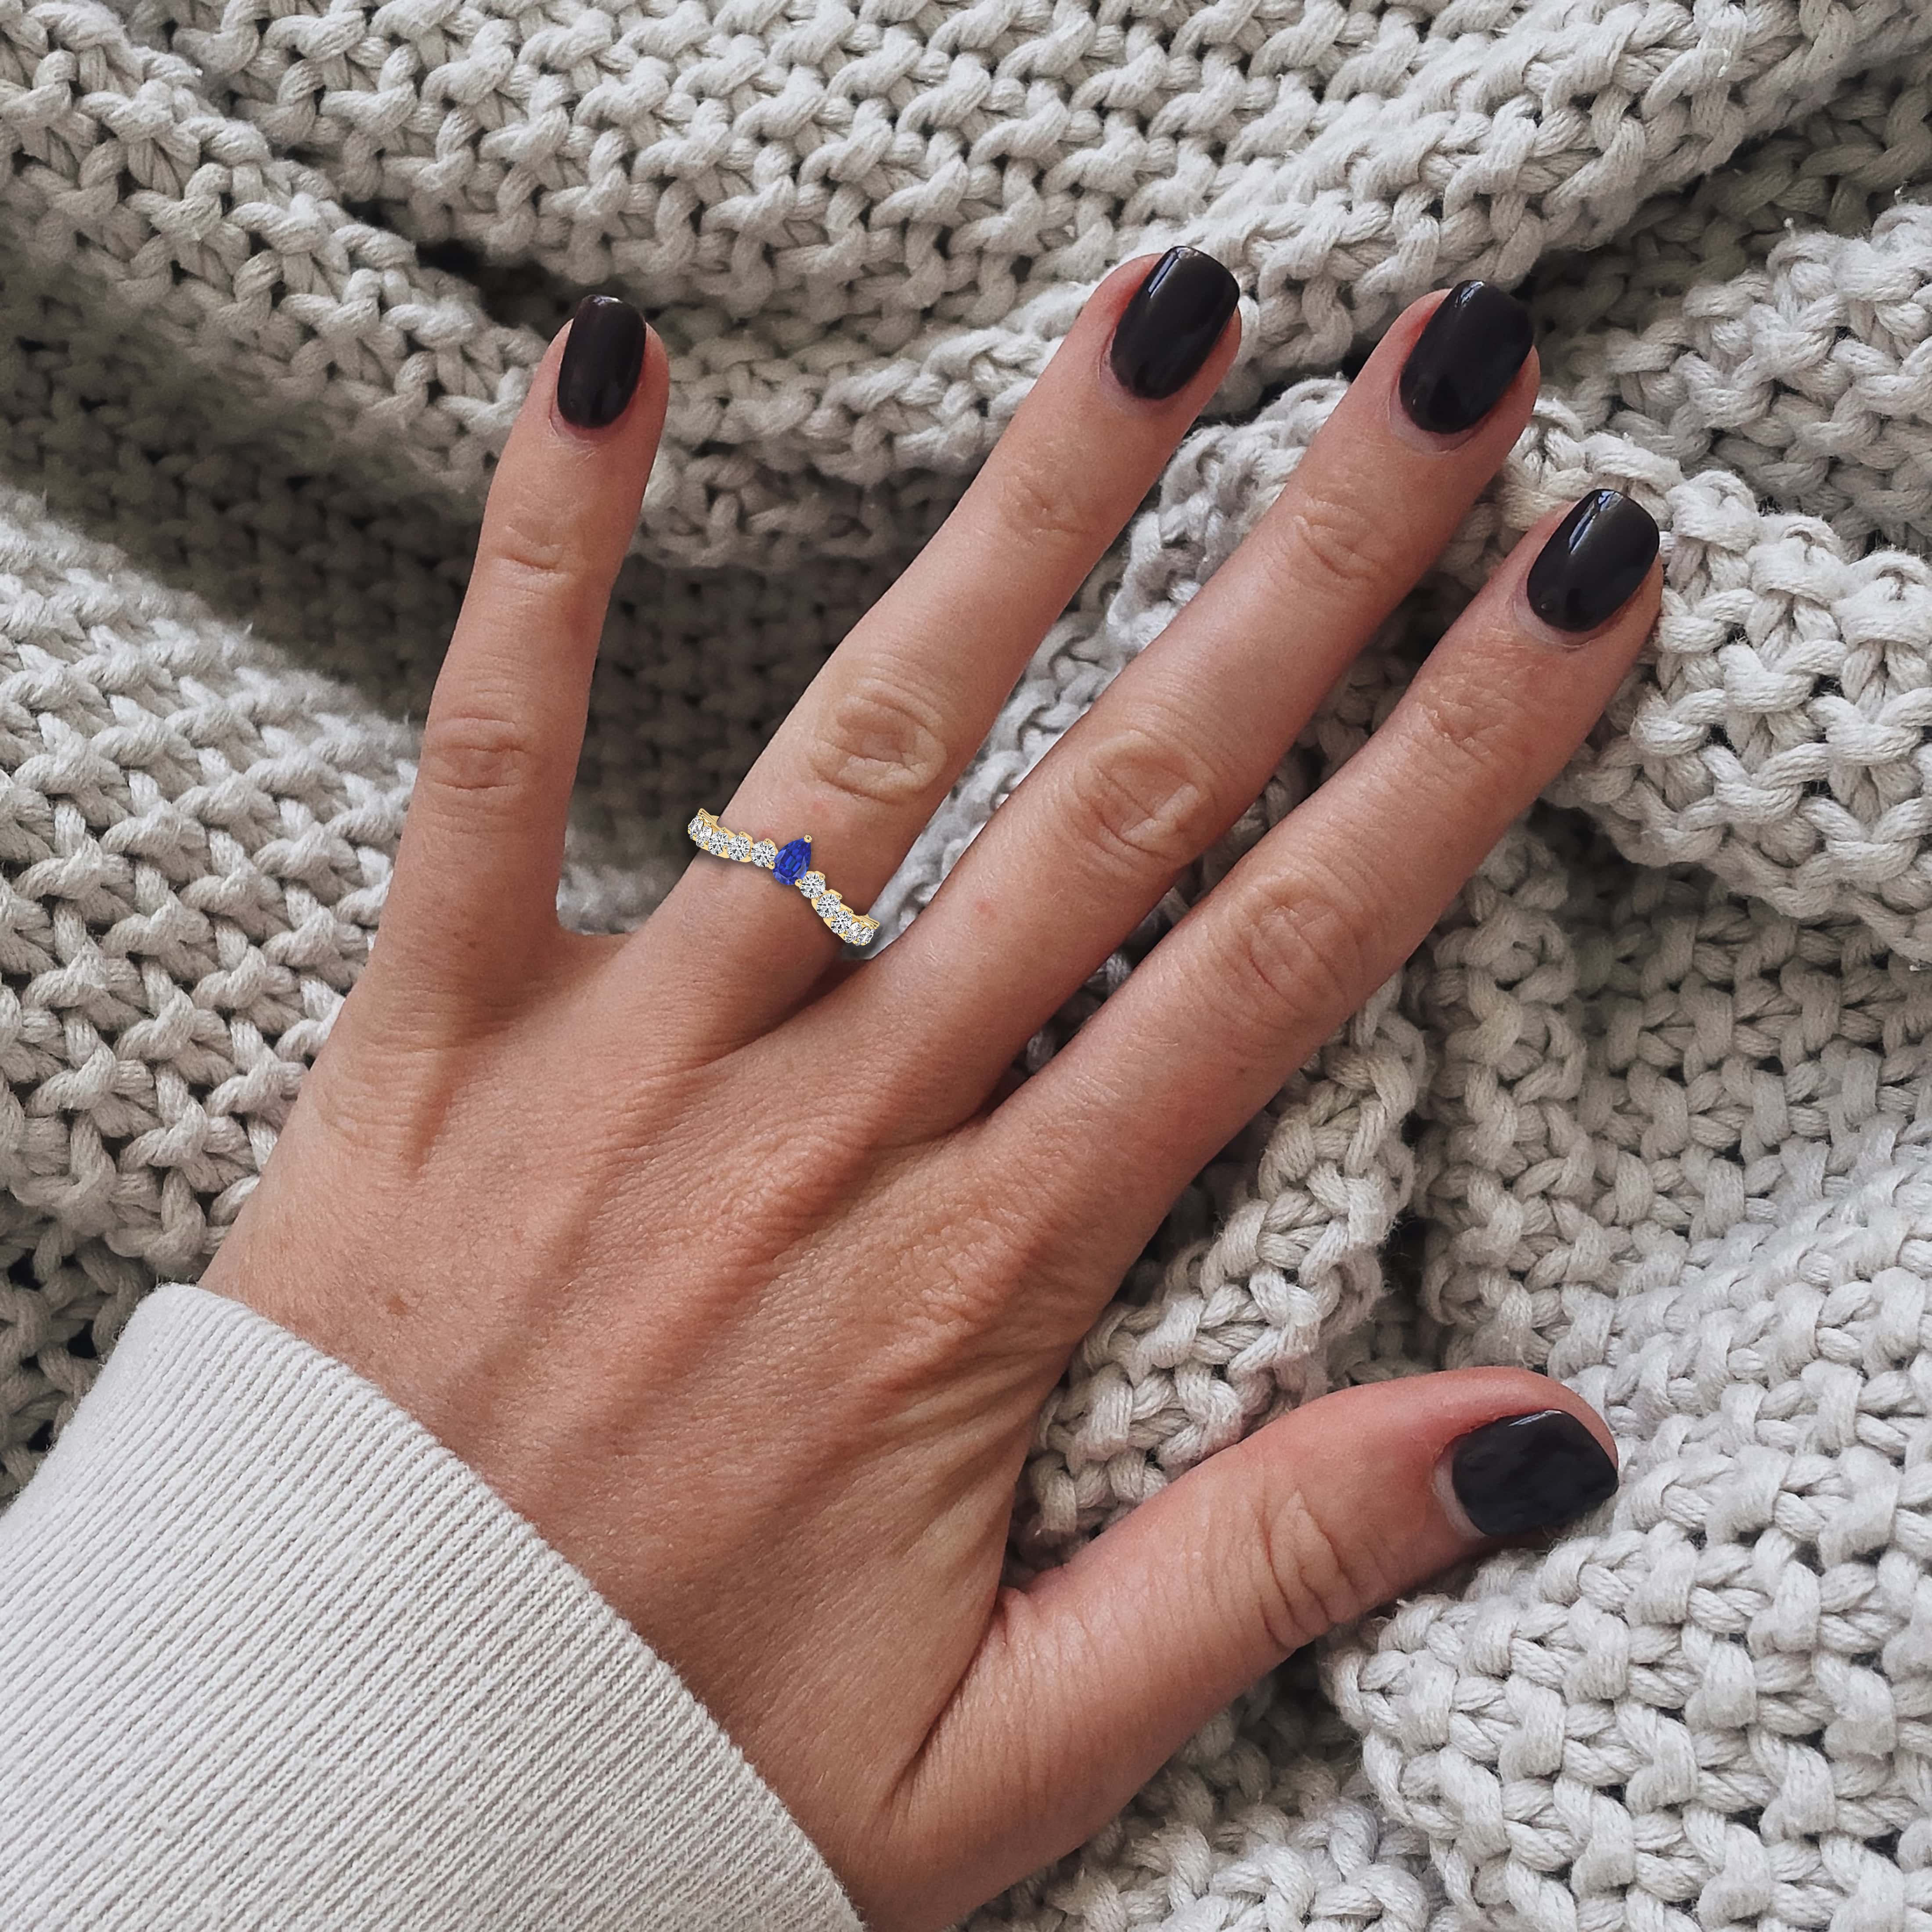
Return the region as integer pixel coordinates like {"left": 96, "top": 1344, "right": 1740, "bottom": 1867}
{"left": 203, "top": 258, "right": 1659, "bottom": 1929}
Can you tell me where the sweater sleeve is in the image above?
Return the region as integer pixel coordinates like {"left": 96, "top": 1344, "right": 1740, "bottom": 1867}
{"left": 0, "top": 1283, "right": 864, "bottom": 1932}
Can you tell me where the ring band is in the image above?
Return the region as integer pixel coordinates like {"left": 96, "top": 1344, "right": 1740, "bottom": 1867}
{"left": 686, "top": 809, "right": 881, "bottom": 947}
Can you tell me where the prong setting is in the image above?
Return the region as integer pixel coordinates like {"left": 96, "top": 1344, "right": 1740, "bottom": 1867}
{"left": 687, "top": 808, "right": 879, "bottom": 947}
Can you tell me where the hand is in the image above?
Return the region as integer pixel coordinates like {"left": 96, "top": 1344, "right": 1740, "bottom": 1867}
{"left": 204, "top": 260, "right": 1656, "bottom": 1928}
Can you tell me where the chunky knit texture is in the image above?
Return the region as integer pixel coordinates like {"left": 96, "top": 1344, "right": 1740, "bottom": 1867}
{"left": 7, "top": 1, "right": 1932, "bottom": 1926}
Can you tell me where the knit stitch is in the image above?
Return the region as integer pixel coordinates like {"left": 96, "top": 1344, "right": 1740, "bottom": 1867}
{"left": 6, "top": 0, "right": 1932, "bottom": 1925}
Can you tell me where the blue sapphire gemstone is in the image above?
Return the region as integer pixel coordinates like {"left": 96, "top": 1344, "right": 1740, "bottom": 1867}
{"left": 773, "top": 836, "right": 811, "bottom": 884}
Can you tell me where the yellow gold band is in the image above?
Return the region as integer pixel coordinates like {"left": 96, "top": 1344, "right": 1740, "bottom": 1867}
{"left": 686, "top": 809, "right": 880, "bottom": 948}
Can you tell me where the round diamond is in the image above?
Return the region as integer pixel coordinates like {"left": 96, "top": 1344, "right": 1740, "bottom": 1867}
{"left": 750, "top": 840, "right": 777, "bottom": 868}
{"left": 798, "top": 870, "right": 826, "bottom": 898}
{"left": 726, "top": 832, "right": 753, "bottom": 861}
{"left": 687, "top": 814, "right": 706, "bottom": 839}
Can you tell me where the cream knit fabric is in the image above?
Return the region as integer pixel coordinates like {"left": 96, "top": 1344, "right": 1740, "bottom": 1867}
{"left": 5, "top": 1, "right": 1932, "bottom": 1926}
{"left": 0, "top": 1283, "right": 862, "bottom": 1931}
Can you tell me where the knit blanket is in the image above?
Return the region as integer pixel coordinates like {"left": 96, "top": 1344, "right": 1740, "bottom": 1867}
{"left": 6, "top": 0, "right": 1932, "bottom": 1924}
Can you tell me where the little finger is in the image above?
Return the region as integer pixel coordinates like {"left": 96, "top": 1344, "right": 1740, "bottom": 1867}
{"left": 377, "top": 297, "right": 667, "bottom": 1017}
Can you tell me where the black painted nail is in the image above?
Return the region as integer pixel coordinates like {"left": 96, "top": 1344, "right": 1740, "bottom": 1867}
{"left": 556, "top": 295, "right": 646, "bottom": 429}
{"left": 1525, "top": 490, "right": 1660, "bottom": 634}
{"left": 1449, "top": 1409, "right": 1618, "bottom": 1537}
{"left": 1109, "top": 248, "right": 1240, "bottom": 401}
{"left": 1398, "top": 281, "right": 1534, "bottom": 435}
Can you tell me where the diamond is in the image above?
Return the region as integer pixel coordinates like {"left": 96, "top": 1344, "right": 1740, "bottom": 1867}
{"left": 798, "top": 870, "right": 826, "bottom": 898}
{"left": 687, "top": 813, "right": 707, "bottom": 839}
{"left": 726, "top": 831, "right": 753, "bottom": 861}
{"left": 773, "top": 836, "right": 811, "bottom": 884}
{"left": 750, "top": 840, "right": 777, "bottom": 869}
{"left": 813, "top": 890, "right": 840, "bottom": 915}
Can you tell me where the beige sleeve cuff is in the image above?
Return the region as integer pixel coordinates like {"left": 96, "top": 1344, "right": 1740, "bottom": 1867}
{"left": 0, "top": 1283, "right": 863, "bottom": 1932}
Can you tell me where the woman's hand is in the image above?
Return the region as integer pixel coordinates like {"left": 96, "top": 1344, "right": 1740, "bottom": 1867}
{"left": 202, "top": 258, "right": 1656, "bottom": 1929}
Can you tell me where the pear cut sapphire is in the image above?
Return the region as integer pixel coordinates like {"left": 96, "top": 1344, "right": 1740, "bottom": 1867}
{"left": 773, "top": 836, "right": 811, "bottom": 884}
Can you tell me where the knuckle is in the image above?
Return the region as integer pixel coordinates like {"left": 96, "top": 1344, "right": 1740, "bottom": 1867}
{"left": 1270, "top": 491, "right": 1388, "bottom": 606}
{"left": 1404, "top": 660, "right": 1536, "bottom": 792}
{"left": 419, "top": 704, "right": 544, "bottom": 804}
{"left": 860, "top": 1215, "right": 1041, "bottom": 1388}
{"left": 908, "top": 1192, "right": 1041, "bottom": 1334}
{"left": 1214, "top": 863, "right": 1382, "bottom": 1037}
{"left": 988, "top": 446, "right": 1106, "bottom": 555}
{"left": 478, "top": 511, "right": 599, "bottom": 623}
{"left": 893, "top": 1120, "right": 1099, "bottom": 1355}
{"left": 486, "top": 513, "right": 573, "bottom": 585}
{"left": 805, "top": 672, "right": 952, "bottom": 810}
{"left": 1063, "top": 728, "right": 1217, "bottom": 875}
{"left": 1251, "top": 1471, "right": 1392, "bottom": 1653}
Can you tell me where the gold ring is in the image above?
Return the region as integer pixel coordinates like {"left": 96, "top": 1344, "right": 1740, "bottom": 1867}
{"left": 686, "top": 809, "right": 880, "bottom": 947}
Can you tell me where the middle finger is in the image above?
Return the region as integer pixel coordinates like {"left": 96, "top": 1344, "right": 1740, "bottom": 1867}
{"left": 858, "top": 282, "right": 1539, "bottom": 1123}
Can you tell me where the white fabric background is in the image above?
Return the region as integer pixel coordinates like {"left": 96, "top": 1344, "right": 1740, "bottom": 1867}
{"left": 4, "top": 2, "right": 1932, "bottom": 1924}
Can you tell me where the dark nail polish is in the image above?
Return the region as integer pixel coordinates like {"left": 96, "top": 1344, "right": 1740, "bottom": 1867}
{"left": 1449, "top": 1409, "right": 1618, "bottom": 1537}
{"left": 1525, "top": 489, "right": 1661, "bottom": 634}
{"left": 556, "top": 295, "right": 646, "bottom": 429}
{"left": 1397, "top": 281, "right": 1534, "bottom": 435}
{"left": 1109, "top": 248, "right": 1240, "bottom": 401}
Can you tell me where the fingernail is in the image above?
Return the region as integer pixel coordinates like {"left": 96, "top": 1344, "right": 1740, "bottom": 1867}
{"left": 556, "top": 295, "right": 646, "bottom": 429}
{"left": 1109, "top": 248, "right": 1240, "bottom": 402}
{"left": 1449, "top": 1409, "right": 1618, "bottom": 1537}
{"left": 1525, "top": 489, "right": 1660, "bottom": 634}
{"left": 1397, "top": 281, "right": 1534, "bottom": 435}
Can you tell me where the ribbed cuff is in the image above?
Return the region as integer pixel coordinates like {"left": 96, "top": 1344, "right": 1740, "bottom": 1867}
{"left": 0, "top": 1283, "right": 862, "bottom": 1932}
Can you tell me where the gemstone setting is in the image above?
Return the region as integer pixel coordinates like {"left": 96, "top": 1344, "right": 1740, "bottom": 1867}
{"left": 686, "top": 809, "right": 877, "bottom": 947}
{"left": 773, "top": 836, "right": 812, "bottom": 885}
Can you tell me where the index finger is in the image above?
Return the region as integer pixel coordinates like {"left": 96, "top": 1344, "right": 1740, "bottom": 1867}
{"left": 987, "top": 492, "right": 1663, "bottom": 1294}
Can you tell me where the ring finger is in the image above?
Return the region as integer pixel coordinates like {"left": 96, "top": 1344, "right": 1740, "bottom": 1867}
{"left": 637, "top": 249, "right": 1244, "bottom": 1034}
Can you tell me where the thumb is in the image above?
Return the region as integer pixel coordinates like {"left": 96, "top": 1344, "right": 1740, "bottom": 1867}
{"left": 914, "top": 1370, "right": 1616, "bottom": 1919}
